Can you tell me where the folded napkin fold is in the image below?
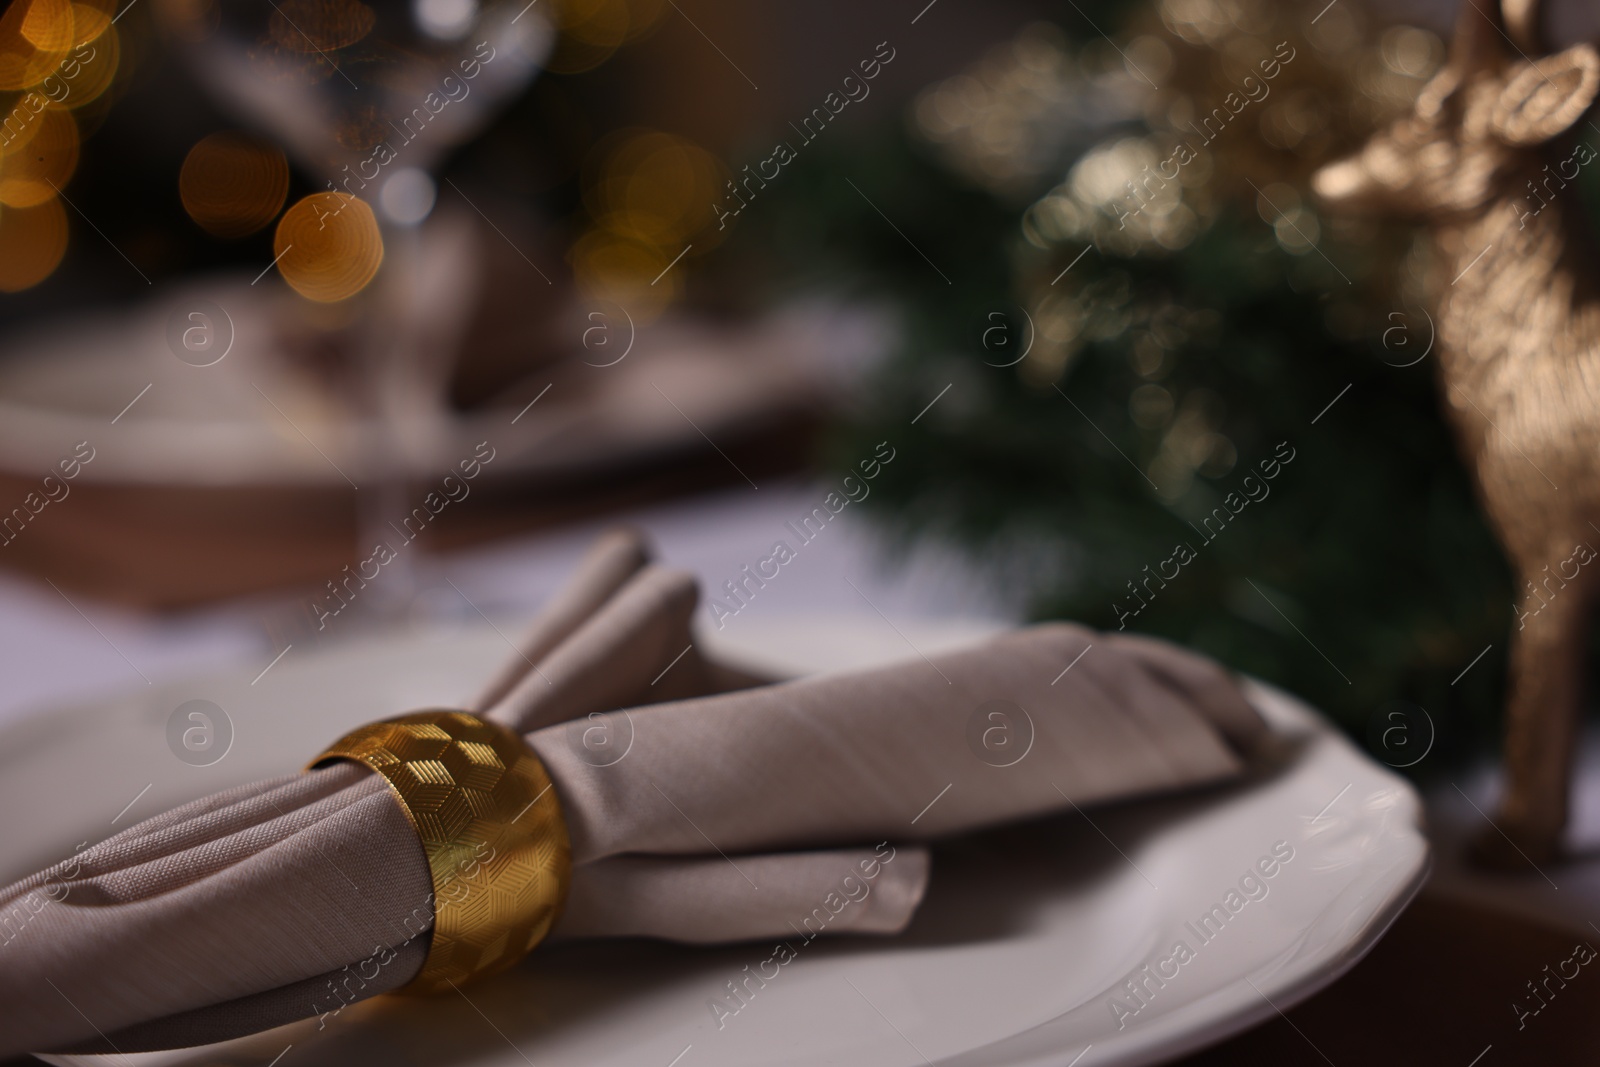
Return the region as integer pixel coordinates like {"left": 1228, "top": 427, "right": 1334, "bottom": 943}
{"left": 0, "top": 529, "right": 1266, "bottom": 1057}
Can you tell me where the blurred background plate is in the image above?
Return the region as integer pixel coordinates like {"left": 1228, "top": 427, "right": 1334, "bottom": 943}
{"left": 0, "top": 277, "right": 883, "bottom": 490}
{"left": 0, "top": 262, "right": 888, "bottom": 606}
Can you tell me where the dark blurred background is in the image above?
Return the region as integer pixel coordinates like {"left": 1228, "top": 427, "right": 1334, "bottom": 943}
{"left": 0, "top": 0, "right": 1566, "bottom": 782}
{"left": 0, "top": 0, "right": 1059, "bottom": 319}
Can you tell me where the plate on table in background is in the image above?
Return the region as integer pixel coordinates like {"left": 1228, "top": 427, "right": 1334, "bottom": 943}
{"left": 0, "top": 266, "right": 885, "bottom": 607}
{"left": 0, "top": 615, "right": 1428, "bottom": 1067}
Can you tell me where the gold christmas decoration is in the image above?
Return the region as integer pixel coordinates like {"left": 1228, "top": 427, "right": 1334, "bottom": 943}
{"left": 1315, "top": 0, "right": 1600, "bottom": 865}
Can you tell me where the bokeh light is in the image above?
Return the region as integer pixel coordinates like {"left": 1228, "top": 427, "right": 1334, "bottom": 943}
{"left": 0, "top": 194, "right": 67, "bottom": 290}
{"left": 1, "top": 94, "right": 47, "bottom": 154}
{"left": 413, "top": 0, "right": 474, "bottom": 40}
{"left": 48, "top": 18, "right": 118, "bottom": 106}
{"left": 585, "top": 128, "right": 723, "bottom": 246}
{"left": 69, "top": 0, "right": 110, "bottom": 45}
{"left": 268, "top": 0, "right": 376, "bottom": 52}
{"left": 180, "top": 130, "right": 290, "bottom": 237}
{"left": 547, "top": 0, "right": 663, "bottom": 74}
{"left": 274, "top": 191, "right": 384, "bottom": 302}
{"left": 570, "top": 127, "right": 722, "bottom": 319}
{"left": 378, "top": 165, "right": 435, "bottom": 225}
{"left": 0, "top": 104, "right": 78, "bottom": 206}
{"left": 913, "top": 24, "right": 1084, "bottom": 198}
{"left": 568, "top": 227, "right": 675, "bottom": 319}
{"left": 0, "top": 0, "right": 124, "bottom": 289}
{"left": 0, "top": 0, "right": 75, "bottom": 91}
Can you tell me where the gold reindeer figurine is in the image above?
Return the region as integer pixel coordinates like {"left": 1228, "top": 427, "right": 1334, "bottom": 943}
{"left": 1314, "top": 0, "right": 1600, "bottom": 865}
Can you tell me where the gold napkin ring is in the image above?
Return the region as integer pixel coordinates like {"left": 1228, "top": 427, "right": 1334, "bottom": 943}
{"left": 310, "top": 710, "right": 572, "bottom": 994}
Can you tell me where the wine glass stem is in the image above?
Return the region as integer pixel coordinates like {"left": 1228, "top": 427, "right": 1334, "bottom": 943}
{"left": 355, "top": 223, "right": 428, "bottom": 619}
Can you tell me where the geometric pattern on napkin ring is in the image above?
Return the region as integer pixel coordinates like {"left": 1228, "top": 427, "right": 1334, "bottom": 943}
{"left": 310, "top": 709, "right": 572, "bottom": 995}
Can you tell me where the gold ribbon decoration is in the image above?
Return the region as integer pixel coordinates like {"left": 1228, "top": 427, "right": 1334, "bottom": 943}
{"left": 310, "top": 710, "right": 571, "bottom": 994}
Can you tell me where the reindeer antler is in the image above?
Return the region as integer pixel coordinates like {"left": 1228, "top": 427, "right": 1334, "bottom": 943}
{"left": 1414, "top": 0, "right": 1509, "bottom": 118}
{"left": 1502, "top": 0, "right": 1542, "bottom": 55}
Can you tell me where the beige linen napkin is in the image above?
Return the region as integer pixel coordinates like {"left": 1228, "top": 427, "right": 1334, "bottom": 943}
{"left": 0, "top": 529, "right": 1265, "bottom": 1057}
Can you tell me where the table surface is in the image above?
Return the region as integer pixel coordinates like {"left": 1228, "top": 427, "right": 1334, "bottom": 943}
{"left": 0, "top": 480, "right": 1021, "bottom": 731}
{"left": 1171, "top": 889, "right": 1595, "bottom": 1065}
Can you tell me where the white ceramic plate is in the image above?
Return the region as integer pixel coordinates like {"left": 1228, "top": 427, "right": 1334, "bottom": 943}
{"left": 3, "top": 616, "right": 1428, "bottom": 1067}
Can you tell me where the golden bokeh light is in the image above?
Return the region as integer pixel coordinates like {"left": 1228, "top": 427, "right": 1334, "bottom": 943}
{"left": 0, "top": 0, "right": 123, "bottom": 291}
{"left": 69, "top": 0, "right": 109, "bottom": 45}
{"left": 569, "top": 127, "right": 722, "bottom": 320}
{"left": 0, "top": 105, "right": 78, "bottom": 206}
{"left": 0, "top": 93, "right": 47, "bottom": 154}
{"left": 180, "top": 130, "right": 289, "bottom": 237}
{"left": 274, "top": 191, "right": 384, "bottom": 302}
{"left": 268, "top": 0, "right": 375, "bottom": 53}
{"left": 586, "top": 128, "right": 724, "bottom": 247}
{"left": 548, "top": 0, "right": 664, "bottom": 74}
{"left": 0, "top": 194, "right": 67, "bottom": 290}
{"left": 0, "top": 0, "right": 75, "bottom": 90}
{"left": 568, "top": 227, "right": 676, "bottom": 320}
{"left": 44, "top": 19, "right": 117, "bottom": 108}
{"left": 19, "top": 0, "right": 72, "bottom": 48}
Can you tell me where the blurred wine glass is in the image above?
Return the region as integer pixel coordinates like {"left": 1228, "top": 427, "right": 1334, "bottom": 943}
{"left": 159, "top": 0, "right": 551, "bottom": 614}
{"left": 175, "top": 0, "right": 548, "bottom": 187}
